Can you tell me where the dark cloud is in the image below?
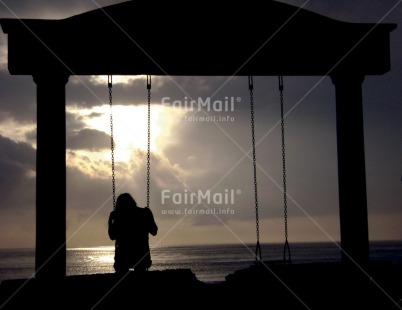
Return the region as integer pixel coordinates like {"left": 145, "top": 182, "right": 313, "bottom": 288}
{"left": 0, "top": 135, "right": 35, "bottom": 211}
{"left": 0, "top": 0, "right": 127, "bottom": 19}
{"left": 25, "top": 128, "right": 36, "bottom": 143}
{"left": 67, "top": 128, "right": 110, "bottom": 151}
{"left": 88, "top": 112, "right": 103, "bottom": 118}
{"left": 66, "top": 111, "right": 86, "bottom": 131}
{"left": 66, "top": 166, "right": 111, "bottom": 212}
{"left": 65, "top": 164, "right": 114, "bottom": 247}
{"left": 67, "top": 77, "right": 108, "bottom": 108}
{"left": 154, "top": 81, "right": 341, "bottom": 227}
{"left": 0, "top": 72, "right": 36, "bottom": 123}
{"left": 65, "top": 76, "right": 248, "bottom": 109}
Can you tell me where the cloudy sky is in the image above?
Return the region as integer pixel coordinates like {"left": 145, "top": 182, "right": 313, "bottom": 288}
{"left": 0, "top": 0, "right": 401, "bottom": 249}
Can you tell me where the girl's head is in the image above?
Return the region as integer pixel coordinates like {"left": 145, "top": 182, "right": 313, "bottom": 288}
{"left": 115, "top": 193, "right": 137, "bottom": 213}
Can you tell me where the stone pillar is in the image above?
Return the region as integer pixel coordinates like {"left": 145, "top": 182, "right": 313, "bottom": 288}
{"left": 33, "top": 73, "right": 69, "bottom": 279}
{"left": 331, "top": 72, "right": 369, "bottom": 265}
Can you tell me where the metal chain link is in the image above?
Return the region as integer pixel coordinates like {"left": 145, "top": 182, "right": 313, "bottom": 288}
{"left": 249, "top": 76, "right": 261, "bottom": 262}
{"left": 146, "top": 75, "right": 151, "bottom": 209}
{"left": 279, "top": 76, "right": 291, "bottom": 262}
{"left": 108, "top": 75, "right": 116, "bottom": 210}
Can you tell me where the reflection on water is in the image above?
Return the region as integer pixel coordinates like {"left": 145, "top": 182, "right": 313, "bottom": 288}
{"left": 0, "top": 241, "right": 401, "bottom": 283}
{"left": 66, "top": 247, "right": 115, "bottom": 276}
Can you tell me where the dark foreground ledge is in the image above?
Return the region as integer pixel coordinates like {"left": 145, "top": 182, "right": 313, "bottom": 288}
{"left": 0, "top": 269, "right": 207, "bottom": 309}
{"left": 1, "top": 263, "right": 402, "bottom": 309}
{"left": 225, "top": 261, "right": 402, "bottom": 309}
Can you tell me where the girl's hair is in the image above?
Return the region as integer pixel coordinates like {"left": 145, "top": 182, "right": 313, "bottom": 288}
{"left": 115, "top": 193, "right": 137, "bottom": 212}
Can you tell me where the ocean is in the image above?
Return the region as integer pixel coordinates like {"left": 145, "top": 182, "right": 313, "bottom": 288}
{"left": 0, "top": 241, "right": 401, "bottom": 283}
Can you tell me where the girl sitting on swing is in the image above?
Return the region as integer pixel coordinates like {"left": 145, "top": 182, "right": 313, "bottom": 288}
{"left": 108, "top": 193, "right": 158, "bottom": 273}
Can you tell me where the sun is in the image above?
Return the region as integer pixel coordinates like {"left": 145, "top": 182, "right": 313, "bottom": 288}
{"left": 82, "top": 104, "right": 164, "bottom": 162}
{"left": 66, "top": 102, "right": 186, "bottom": 178}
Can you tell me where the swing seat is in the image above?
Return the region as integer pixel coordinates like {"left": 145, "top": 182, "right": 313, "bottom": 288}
{"left": 254, "top": 259, "right": 292, "bottom": 266}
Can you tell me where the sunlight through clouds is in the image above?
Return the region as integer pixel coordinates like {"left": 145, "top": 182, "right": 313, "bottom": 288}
{"left": 66, "top": 104, "right": 187, "bottom": 179}
{"left": 84, "top": 104, "right": 163, "bottom": 159}
{"left": 89, "top": 75, "right": 146, "bottom": 85}
{"left": 0, "top": 119, "right": 36, "bottom": 146}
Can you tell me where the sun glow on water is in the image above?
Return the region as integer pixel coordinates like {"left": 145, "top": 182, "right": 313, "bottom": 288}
{"left": 95, "top": 254, "right": 114, "bottom": 264}
{"left": 67, "top": 247, "right": 114, "bottom": 263}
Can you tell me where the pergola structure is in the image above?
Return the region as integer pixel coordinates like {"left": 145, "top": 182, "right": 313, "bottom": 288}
{"left": 0, "top": 1, "right": 396, "bottom": 279}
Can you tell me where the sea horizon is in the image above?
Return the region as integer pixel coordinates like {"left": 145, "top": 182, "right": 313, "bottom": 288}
{"left": 1, "top": 239, "right": 401, "bottom": 251}
{"left": 1, "top": 240, "right": 401, "bottom": 283}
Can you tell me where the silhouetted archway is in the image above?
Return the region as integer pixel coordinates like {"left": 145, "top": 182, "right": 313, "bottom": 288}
{"left": 0, "top": 1, "right": 396, "bottom": 279}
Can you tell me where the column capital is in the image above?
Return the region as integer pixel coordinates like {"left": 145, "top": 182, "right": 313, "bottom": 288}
{"left": 33, "top": 72, "right": 70, "bottom": 85}
{"left": 330, "top": 71, "right": 365, "bottom": 85}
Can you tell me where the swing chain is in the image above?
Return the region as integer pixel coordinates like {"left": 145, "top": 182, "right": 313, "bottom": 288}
{"left": 249, "top": 76, "right": 262, "bottom": 262}
{"left": 146, "top": 75, "right": 151, "bottom": 209}
{"left": 108, "top": 75, "right": 116, "bottom": 210}
{"left": 279, "top": 76, "right": 291, "bottom": 262}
